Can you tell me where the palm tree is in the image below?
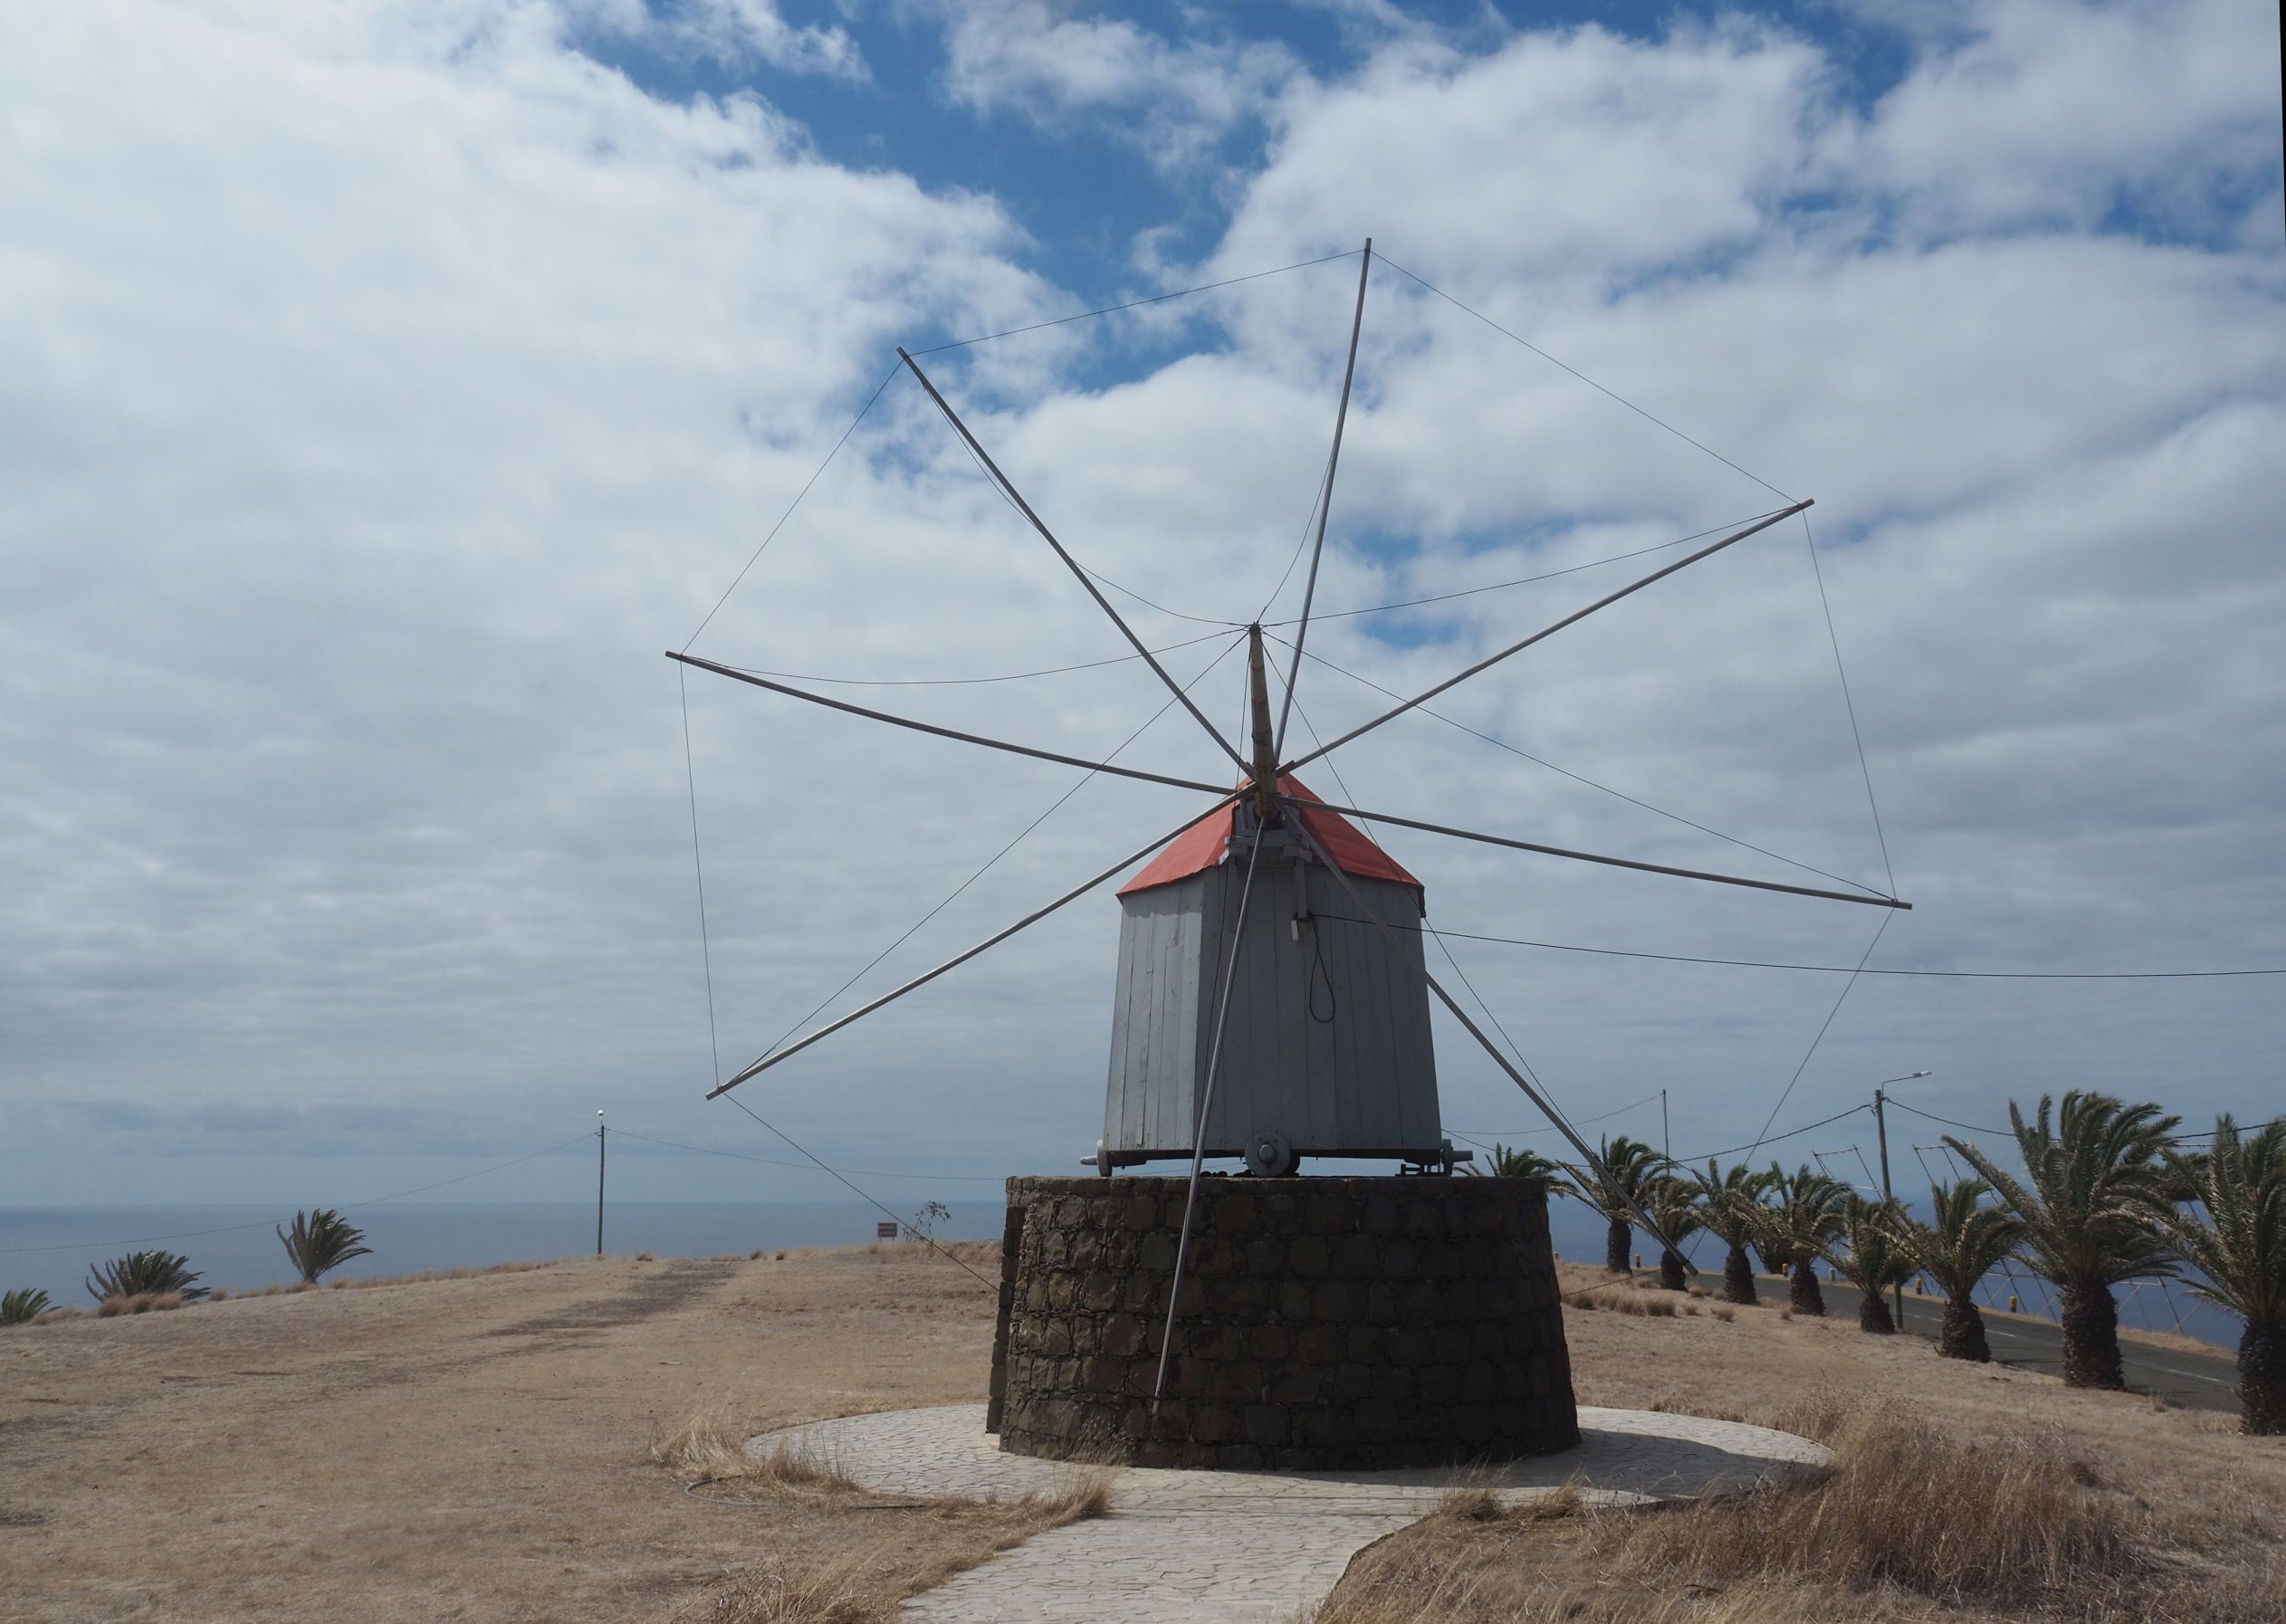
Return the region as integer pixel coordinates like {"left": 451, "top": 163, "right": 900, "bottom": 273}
{"left": 1478, "top": 1142, "right": 1566, "bottom": 1183}
{"left": 1946, "top": 1090, "right": 2180, "bottom": 1390}
{"left": 1642, "top": 1173, "right": 1703, "bottom": 1290}
{"left": 2152, "top": 1116, "right": 2285, "bottom": 1434}
{"left": 1689, "top": 1159, "right": 1774, "bottom": 1304}
{"left": 277, "top": 1208, "right": 374, "bottom": 1283}
{"left": 1560, "top": 1134, "right": 1668, "bottom": 1275}
{"left": 1817, "top": 1197, "right": 1914, "bottom": 1333}
{"left": 1747, "top": 1164, "right": 1847, "bottom": 1315}
{"left": 3, "top": 1287, "right": 53, "bottom": 1325}
{"left": 1895, "top": 1178, "right": 2023, "bottom": 1362}
{"left": 86, "top": 1250, "right": 207, "bottom": 1303}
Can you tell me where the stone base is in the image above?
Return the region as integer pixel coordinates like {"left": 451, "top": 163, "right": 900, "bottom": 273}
{"left": 989, "top": 1175, "right": 1579, "bottom": 1470}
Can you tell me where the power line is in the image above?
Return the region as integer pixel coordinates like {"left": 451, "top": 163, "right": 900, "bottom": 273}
{"left": 604, "top": 1128, "right": 1004, "bottom": 1183}
{"left": 1449, "top": 1087, "right": 1666, "bottom": 1141}
{"left": 907, "top": 249, "right": 1363, "bottom": 355}
{"left": 1884, "top": 1100, "right": 2279, "bottom": 1147}
{"left": 1679, "top": 1103, "right": 1875, "bottom": 1164}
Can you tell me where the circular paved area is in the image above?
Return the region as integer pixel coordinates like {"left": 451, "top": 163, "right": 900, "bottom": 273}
{"left": 751, "top": 1404, "right": 1829, "bottom": 1623}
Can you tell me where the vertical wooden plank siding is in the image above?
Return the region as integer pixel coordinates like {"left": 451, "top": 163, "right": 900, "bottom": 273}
{"left": 1104, "top": 838, "right": 1442, "bottom": 1161}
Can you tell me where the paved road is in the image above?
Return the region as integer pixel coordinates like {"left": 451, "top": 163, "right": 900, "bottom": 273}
{"left": 1776, "top": 1278, "right": 2242, "bottom": 1413}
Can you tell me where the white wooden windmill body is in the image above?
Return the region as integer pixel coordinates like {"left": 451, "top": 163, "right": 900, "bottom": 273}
{"left": 1098, "top": 779, "right": 1443, "bottom": 1176}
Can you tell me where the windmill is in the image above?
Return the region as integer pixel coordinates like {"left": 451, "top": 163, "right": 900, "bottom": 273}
{"left": 670, "top": 240, "right": 1909, "bottom": 1466}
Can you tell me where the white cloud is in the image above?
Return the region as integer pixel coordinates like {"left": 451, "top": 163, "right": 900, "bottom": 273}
{"left": 1841, "top": 0, "right": 2280, "bottom": 234}
{"left": 932, "top": 1, "right": 1298, "bottom": 168}
{"left": 1, "top": 0, "right": 2281, "bottom": 1226}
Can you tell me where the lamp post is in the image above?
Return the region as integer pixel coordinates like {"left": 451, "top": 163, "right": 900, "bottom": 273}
{"left": 1871, "top": 1072, "right": 1930, "bottom": 1329}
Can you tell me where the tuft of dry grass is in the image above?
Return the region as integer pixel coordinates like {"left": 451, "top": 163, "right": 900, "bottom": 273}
{"left": 1573, "top": 1288, "right": 1679, "bottom": 1318}
{"left": 93, "top": 1291, "right": 186, "bottom": 1318}
{"left": 646, "top": 1406, "right": 859, "bottom": 1495}
{"left": 1620, "top": 1413, "right": 2138, "bottom": 1606}
{"left": 1310, "top": 1407, "right": 2200, "bottom": 1624}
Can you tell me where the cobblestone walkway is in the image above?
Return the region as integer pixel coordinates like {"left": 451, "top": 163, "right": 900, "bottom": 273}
{"left": 752, "top": 1404, "right": 1828, "bottom": 1623}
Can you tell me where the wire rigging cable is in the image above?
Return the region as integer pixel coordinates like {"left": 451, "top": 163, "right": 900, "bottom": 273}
{"left": 1265, "top": 630, "right": 1888, "bottom": 900}
{"left": 719, "top": 1094, "right": 996, "bottom": 1292}
{"left": 1306, "top": 915, "right": 2286, "bottom": 978}
{"left": 1275, "top": 675, "right": 1611, "bottom": 1185}
{"left": 1373, "top": 251, "right": 1793, "bottom": 504}
{"left": 710, "top": 628, "right": 1232, "bottom": 689}
{"left": 908, "top": 249, "right": 1363, "bottom": 356}
{"left": 736, "top": 630, "right": 1248, "bottom": 1071}
{"left": 1261, "top": 510, "right": 1793, "bottom": 627}
{"left": 1802, "top": 510, "right": 1898, "bottom": 898}
{"left": 684, "top": 362, "right": 904, "bottom": 654}
{"left": 1742, "top": 911, "right": 1894, "bottom": 1161}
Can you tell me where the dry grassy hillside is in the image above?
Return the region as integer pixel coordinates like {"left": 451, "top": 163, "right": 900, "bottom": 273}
{"left": 2, "top": 1247, "right": 2278, "bottom": 1623}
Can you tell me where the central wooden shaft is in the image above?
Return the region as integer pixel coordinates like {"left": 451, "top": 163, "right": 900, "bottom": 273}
{"left": 1245, "top": 625, "right": 1278, "bottom": 819}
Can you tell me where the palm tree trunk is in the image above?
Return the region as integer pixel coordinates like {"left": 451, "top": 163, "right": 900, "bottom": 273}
{"left": 1858, "top": 1291, "right": 1895, "bottom": 1333}
{"left": 1659, "top": 1248, "right": 1688, "bottom": 1291}
{"left": 2059, "top": 1281, "right": 2124, "bottom": 1389}
{"left": 1938, "top": 1295, "right": 1990, "bottom": 1361}
{"left": 1604, "top": 1218, "right": 1631, "bottom": 1275}
{"left": 2239, "top": 1318, "right": 2285, "bottom": 1437}
{"left": 1789, "top": 1259, "right": 1825, "bottom": 1316}
{"left": 1723, "top": 1244, "right": 1757, "bottom": 1305}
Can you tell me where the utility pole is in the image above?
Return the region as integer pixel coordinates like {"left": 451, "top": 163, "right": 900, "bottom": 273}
{"left": 596, "top": 1110, "right": 607, "bottom": 1256}
{"left": 1872, "top": 1071, "right": 1929, "bottom": 1331}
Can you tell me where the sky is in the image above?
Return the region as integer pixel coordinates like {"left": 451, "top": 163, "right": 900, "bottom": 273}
{"left": 2, "top": 0, "right": 2281, "bottom": 1219}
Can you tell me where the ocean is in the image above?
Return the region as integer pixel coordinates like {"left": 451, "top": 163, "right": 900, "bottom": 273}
{"left": 2, "top": 1197, "right": 2238, "bottom": 1350}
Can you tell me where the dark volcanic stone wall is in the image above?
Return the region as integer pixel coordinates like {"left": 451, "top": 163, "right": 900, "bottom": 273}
{"left": 993, "top": 1174, "right": 1578, "bottom": 1470}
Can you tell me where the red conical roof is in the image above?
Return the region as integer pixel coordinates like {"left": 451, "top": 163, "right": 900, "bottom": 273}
{"left": 1116, "top": 774, "right": 1422, "bottom": 901}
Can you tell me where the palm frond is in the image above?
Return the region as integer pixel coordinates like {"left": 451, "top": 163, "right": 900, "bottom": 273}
{"left": 2152, "top": 1115, "right": 2286, "bottom": 1325}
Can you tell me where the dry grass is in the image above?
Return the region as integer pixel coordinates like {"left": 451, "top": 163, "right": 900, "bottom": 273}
{"left": 1314, "top": 1401, "right": 2281, "bottom": 1624}
{"left": 1573, "top": 1287, "right": 1679, "bottom": 1317}
{"left": 92, "top": 1291, "right": 186, "bottom": 1317}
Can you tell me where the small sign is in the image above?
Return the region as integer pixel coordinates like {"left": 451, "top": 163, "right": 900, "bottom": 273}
{"left": 876, "top": 1221, "right": 900, "bottom": 1239}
